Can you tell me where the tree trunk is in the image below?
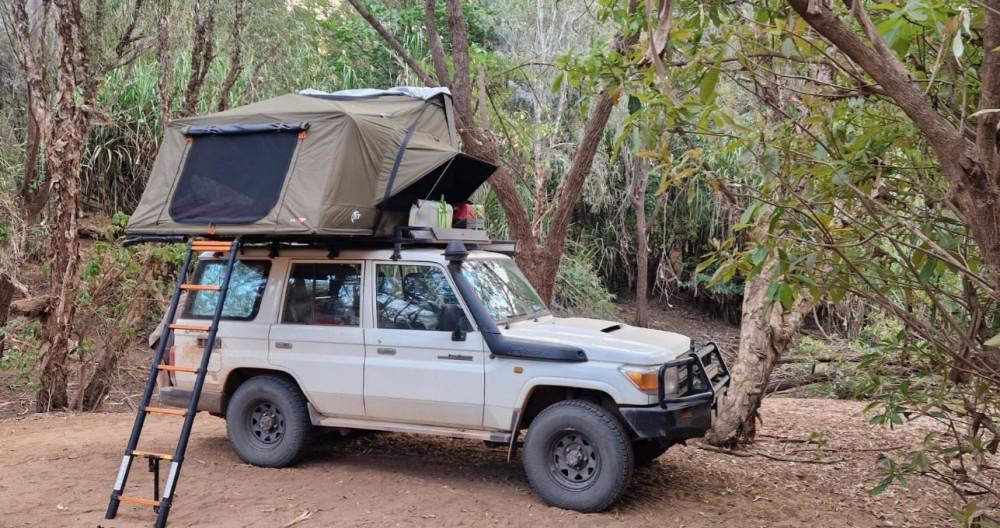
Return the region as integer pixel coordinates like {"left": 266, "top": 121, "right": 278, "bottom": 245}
{"left": 156, "top": 0, "right": 174, "bottom": 122}
{"left": 216, "top": 0, "right": 246, "bottom": 112}
{"left": 34, "top": 4, "right": 89, "bottom": 411}
{"left": 633, "top": 160, "right": 650, "bottom": 327}
{"left": 20, "top": 100, "right": 48, "bottom": 226}
{"left": 35, "top": 135, "right": 85, "bottom": 411}
{"left": 352, "top": 0, "right": 642, "bottom": 305}
{"left": 179, "top": 0, "right": 217, "bottom": 118}
{"left": 0, "top": 274, "right": 15, "bottom": 360}
{"left": 705, "top": 256, "right": 813, "bottom": 447}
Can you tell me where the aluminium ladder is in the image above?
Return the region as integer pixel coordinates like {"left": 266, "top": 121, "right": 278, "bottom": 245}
{"left": 105, "top": 237, "right": 241, "bottom": 527}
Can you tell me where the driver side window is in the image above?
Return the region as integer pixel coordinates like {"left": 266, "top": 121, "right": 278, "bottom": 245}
{"left": 375, "top": 264, "right": 459, "bottom": 331}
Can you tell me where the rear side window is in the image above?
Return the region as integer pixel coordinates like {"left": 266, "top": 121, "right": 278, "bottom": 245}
{"left": 282, "top": 263, "right": 362, "bottom": 326}
{"left": 184, "top": 260, "right": 270, "bottom": 320}
{"left": 169, "top": 124, "right": 305, "bottom": 224}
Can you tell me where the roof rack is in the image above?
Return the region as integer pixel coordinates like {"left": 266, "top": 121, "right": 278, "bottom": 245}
{"left": 388, "top": 226, "right": 518, "bottom": 260}
{"left": 121, "top": 226, "right": 518, "bottom": 258}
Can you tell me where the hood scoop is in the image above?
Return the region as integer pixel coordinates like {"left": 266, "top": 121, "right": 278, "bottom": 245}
{"left": 600, "top": 324, "right": 623, "bottom": 333}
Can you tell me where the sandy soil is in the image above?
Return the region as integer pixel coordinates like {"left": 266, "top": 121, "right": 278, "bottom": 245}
{"left": 0, "top": 398, "right": 952, "bottom": 528}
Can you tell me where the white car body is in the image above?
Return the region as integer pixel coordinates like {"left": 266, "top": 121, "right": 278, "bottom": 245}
{"left": 160, "top": 247, "right": 697, "bottom": 442}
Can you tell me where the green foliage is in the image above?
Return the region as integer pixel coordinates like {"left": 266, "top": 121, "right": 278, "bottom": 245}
{"left": 0, "top": 321, "right": 42, "bottom": 384}
{"left": 553, "top": 244, "right": 617, "bottom": 318}
{"left": 74, "top": 233, "right": 183, "bottom": 357}
{"left": 592, "top": 0, "right": 1000, "bottom": 518}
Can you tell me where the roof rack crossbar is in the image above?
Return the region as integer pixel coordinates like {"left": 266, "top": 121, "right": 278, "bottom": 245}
{"left": 122, "top": 227, "right": 516, "bottom": 257}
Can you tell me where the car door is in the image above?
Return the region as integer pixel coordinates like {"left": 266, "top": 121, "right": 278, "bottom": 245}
{"left": 268, "top": 260, "right": 366, "bottom": 417}
{"left": 364, "top": 261, "right": 485, "bottom": 428}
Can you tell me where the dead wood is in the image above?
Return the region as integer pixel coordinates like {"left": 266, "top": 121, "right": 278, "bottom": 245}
{"left": 766, "top": 372, "right": 834, "bottom": 392}
{"left": 697, "top": 443, "right": 848, "bottom": 465}
{"left": 10, "top": 295, "right": 53, "bottom": 317}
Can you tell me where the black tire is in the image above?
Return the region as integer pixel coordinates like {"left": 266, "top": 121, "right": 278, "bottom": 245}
{"left": 225, "top": 375, "right": 312, "bottom": 468}
{"left": 523, "top": 400, "right": 633, "bottom": 512}
{"left": 632, "top": 438, "right": 672, "bottom": 467}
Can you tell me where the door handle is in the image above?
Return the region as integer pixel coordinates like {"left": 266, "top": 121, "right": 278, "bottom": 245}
{"left": 274, "top": 342, "right": 293, "bottom": 349}
{"left": 437, "top": 354, "right": 473, "bottom": 361}
{"left": 377, "top": 347, "right": 396, "bottom": 355}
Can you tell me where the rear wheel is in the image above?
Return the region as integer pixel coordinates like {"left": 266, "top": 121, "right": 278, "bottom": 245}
{"left": 523, "top": 400, "right": 633, "bottom": 512}
{"left": 226, "top": 375, "right": 312, "bottom": 468}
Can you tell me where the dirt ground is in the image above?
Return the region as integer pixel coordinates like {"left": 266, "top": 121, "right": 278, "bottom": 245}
{"left": 0, "top": 398, "right": 953, "bottom": 528}
{"left": 0, "top": 300, "right": 965, "bottom": 527}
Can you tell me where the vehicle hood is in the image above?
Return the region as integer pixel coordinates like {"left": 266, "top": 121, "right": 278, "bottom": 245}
{"left": 501, "top": 316, "right": 690, "bottom": 365}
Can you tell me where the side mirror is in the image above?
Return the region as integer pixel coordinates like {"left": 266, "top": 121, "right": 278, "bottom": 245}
{"left": 452, "top": 315, "right": 468, "bottom": 342}
{"left": 440, "top": 303, "right": 469, "bottom": 341}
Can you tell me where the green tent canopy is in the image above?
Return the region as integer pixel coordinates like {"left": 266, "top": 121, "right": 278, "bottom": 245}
{"left": 126, "top": 88, "right": 497, "bottom": 237}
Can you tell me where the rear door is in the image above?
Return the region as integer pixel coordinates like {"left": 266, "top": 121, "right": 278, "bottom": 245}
{"left": 173, "top": 259, "right": 271, "bottom": 393}
{"left": 268, "top": 260, "right": 366, "bottom": 417}
{"left": 363, "top": 261, "right": 485, "bottom": 428}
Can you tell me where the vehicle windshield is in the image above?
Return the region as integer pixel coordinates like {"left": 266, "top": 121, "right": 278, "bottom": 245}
{"left": 462, "top": 259, "right": 548, "bottom": 323}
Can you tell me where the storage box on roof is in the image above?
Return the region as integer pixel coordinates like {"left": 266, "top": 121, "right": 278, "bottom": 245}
{"left": 126, "top": 87, "right": 496, "bottom": 237}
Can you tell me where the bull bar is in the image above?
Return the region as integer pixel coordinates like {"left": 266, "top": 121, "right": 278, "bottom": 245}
{"left": 657, "top": 342, "right": 730, "bottom": 408}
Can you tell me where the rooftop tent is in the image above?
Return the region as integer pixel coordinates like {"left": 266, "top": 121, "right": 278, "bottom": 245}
{"left": 125, "top": 87, "right": 497, "bottom": 237}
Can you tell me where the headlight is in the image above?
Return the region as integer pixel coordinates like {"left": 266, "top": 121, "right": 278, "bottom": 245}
{"left": 620, "top": 366, "right": 661, "bottom": 393}
{"left": 662, "top": 367, "right": 680, "bottom": 395}
{"left": 620, "top": 365, "right": 684, "bottom": 395}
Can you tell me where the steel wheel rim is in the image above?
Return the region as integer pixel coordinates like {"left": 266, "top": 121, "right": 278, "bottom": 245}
{"left": 547, "top": 429, "right": 600, "bottom": 490}
{"left": 249, "top": 400, "right": 285, "bottom": 446}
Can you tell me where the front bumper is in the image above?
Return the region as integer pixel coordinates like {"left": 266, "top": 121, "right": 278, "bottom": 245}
{"left": 620, "top": 343, "right": 730, "bottom": 440}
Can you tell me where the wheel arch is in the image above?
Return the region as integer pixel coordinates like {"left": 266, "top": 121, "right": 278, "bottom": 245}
{"left": 516, "top": 379, "right": 624, "bottom": 430}
{"left": 221, "top": 367, "right": 308, "bottom": 413}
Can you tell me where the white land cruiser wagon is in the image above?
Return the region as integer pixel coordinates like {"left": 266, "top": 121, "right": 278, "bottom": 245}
{"left": 157, "top": 239, "right": 730, "bottom": 511}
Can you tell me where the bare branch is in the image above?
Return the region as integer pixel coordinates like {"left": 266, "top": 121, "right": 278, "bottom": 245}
{"left": 244, "top": 42, "right": 280, "bottom": 105}
{"left": 156, "top": 0, "right": 173, "bottom": 122}
{"left": 544, "top": 0, "right": 643, "bottom": 285}
{"left": 347, "top": 0, "right": 434, "bottom": 86}
{"left": 96, "top": 0, "right": 145, "bottom": 76}
{"left": 787, "top": 0, "right": 965, "bottom": 157}
{"left": 180, "top": 0, "right": 217, "bottom": 117}
{"left": 217, "top": 0, "right": 246, "bottom": 112}
{"left": 645, "top": 0, "right": 674, "bottom": 95}
{"left": 424, "top": 0, "right": 450, "bottom": 86}
{"left": 444, "top": 0, "right": 474, "bottom": 127}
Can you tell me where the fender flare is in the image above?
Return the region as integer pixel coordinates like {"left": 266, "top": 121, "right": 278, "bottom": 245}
{"left": 514, "top": 376, "right": 624, "bottom": 409}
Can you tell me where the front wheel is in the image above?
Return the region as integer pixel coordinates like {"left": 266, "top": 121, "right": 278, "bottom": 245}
{"left": 226, "top": 375, "right": 312, "bottom": 468}
{"left": 522, "top": 400, "right": 634, "bottom": 512}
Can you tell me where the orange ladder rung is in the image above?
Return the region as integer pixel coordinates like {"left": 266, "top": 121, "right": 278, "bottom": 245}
{"left": 157, "top": 364, "right": 198, "bottom": 373}
{"left": 118, "top": 494, "right": 160, "bottom": 507}
{"left": 180, "top": 283, "right": 221, "bottom": 291}
{"left": 192, "top": 241, "right": 234, "bottom": 252}
{"left": 145, "top": 406, "right": 187, "bottom": 417}
{"left": 169, "top": 323, "right": 211, "bottom": 332}
{"left": 132, "top": 450, "right": 173, "bottom": 461}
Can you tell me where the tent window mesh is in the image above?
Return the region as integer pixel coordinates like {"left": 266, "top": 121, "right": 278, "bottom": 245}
{"left": 169, "top": 129, "right": 300, "bottom": 224}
